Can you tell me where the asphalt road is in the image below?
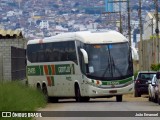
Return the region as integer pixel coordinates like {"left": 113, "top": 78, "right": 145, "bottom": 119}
{"left": 36, "top": 94, "right": 160, "bottom": 120}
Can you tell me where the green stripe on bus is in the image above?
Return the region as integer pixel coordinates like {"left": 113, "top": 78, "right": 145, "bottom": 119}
{"left": 27, "top": 64, "right": 75, "bottom": 76}
{"left": 40, "top": 65, "right": 44, "bottom": 75}
{"left": 55, "top": 64, "right": 75, "bottom": 75}
{"left": 48, "top": 65, "right": 52, "bottom": 75}
{"left": 101, "top": 77, "right": 132, "bottom": 85}
{"left": 27, "top": 66, "right": 40, "bottom": 76}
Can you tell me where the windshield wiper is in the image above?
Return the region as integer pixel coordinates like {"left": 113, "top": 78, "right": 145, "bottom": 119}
{"left": 102, "top": 55, "right": 112, "bottom": 77}
{"left": 110, "top": 56, "right": 123, "bottom": 76}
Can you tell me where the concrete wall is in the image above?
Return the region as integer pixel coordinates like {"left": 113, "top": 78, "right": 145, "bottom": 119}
{"left": 138, "top": 38, "right": 157, "bottom": 71}
{"left": 0, "top": 38, "right": 26, "bottom": 81}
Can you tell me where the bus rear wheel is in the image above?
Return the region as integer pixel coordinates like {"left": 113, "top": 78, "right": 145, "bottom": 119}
{"left": 49, "top": 97, "right": 59, "bottom": 103}
{"left": 37, "top": 84, "right": 41, "bottom": 92}
{"left": 42, "top": 85, "right": 58, "bottom": 103}
{"left": 116, "top": 95, "right": 122, "bottom": 102}
{"left": 42, "top": 85, "right": 49, "bottom": 102}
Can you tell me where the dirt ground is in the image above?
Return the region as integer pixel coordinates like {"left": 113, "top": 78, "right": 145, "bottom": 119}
{"left": 119, "top": 93, "right": 148, "bottom": 102}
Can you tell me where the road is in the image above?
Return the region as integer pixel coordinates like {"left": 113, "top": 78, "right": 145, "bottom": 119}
{"left": 36, "top": 94, "right": 160, "bottom": 120}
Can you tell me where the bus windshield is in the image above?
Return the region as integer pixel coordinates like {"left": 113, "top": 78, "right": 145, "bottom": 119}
{"left": 84, "top": 42, "right": 133, "bottom": 81}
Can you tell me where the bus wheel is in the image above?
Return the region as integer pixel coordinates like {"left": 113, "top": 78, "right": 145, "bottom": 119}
{"left": 42, "top": 85, "right": 49, "bottom": 102}
{"left": 116, "top": 95, "right": 122, "bottom": 102}
{"left": 49, "top": 97, "right": 59, "bottom": 103}
{"left": 75, "top": 85, "right": 82, "bottom": 102}
{"left": 134, "top": 90, "right": 141, "bottom": 97}
{"left": 37, "top": 84, "right": 41, "bottom": 92}
{"left": 154, "top": 95, "right": 158, "bottom": 103}
{"left": 158, "top": 96, "right": 160, "bottom": 105}
{"left": 82, "top": 97, "right": 90, "bottom": 102}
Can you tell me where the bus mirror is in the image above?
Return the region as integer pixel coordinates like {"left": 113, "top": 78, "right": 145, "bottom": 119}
{"left": 156, "top": 72, "right": 160, "bottom": 79}
{"left": 131, "top": 47, "right": 139, "bottom": 60}
{"left": 80, "top": 49, "right": 88, "bottom": 64}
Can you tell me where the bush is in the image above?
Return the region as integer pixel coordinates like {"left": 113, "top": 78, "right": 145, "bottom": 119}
{"left": 0, "top": 81, "right": 46, "bottom": 120}
{"left": 150, "top": 63, "right": 160, "bottom": 71}
{"left": 134, "top": 71, "right": 138, "bottom": 78}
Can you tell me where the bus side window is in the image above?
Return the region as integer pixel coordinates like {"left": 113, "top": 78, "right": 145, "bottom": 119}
{"left": 37, "top": 51, "right": 45, "bottom": 62}
{"left": 27, "top": 44, "right": 39, "bottom": 63}
{"left": 45, "top": 49, "right": 52, "bottom": 62}
{"left": 68, "top": 41, "right": 77, "bottom": 64}
{"left": 62, "top": 51, "right": 68, "bottom": 61}
{"left": 31, "top": 52, "right": 37, "bottom": 62}
{"left": 36, "top": 44, "right": 45, "bottom": 62}
{"left": 44, "top": 43, "right": 53, "bottom": 62}
{"left": 52, "top": 49, "right": 60, "bottom": 61}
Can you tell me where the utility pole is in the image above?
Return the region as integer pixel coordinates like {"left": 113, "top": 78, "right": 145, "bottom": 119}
{"left": 108, "top": 0, "right": 131, "bottom": 45}
{"left": 139, "top": 0, "right": 143, "bottom": 70}
{"left": 106, "top": 1, "right": 125, "bottom": 34}
{"left": 151, "top": 18, "right": 155, "bottom": 64}
{"left": 127, "top": 0, "right": 131, "bottom": 46}
{"left": 119, "top": 11, "right": 123, "bottom": 33}
{"left": 102, "top": 11, "right": 122, "bottom": 33}
{"left": 155, "top": 0, "right": 159, "bottom": 64}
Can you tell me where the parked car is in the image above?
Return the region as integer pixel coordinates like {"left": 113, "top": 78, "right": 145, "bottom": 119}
{"left": 134, "top": 71, "right": 156, "bottom": 97}
{"left": 156, "top": 72, "right": 160, "bottom": 105}
{"left": 148, "top": 74, "right": 159, "bottom": 103}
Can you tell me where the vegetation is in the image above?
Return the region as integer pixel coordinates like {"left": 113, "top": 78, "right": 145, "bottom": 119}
{"left": 134, "top": 71, "right": 138, "bottom": 78}
{"left": 0, "top": 81, "right": 46, "bottom": 120}
{"left": 150, "top": 63, "right": 160, "bottom": 71}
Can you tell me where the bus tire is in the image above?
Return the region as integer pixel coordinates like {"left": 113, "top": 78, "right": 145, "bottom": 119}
{"left": 116, "top": 95, "right": 122, "bottom": 102}
{"left": 49, "top": 97, "right": 59, "bottom": 103}
{"left": 42, "top": 85, "right": 49, "bottom": 102}
{"left": 75, "top": 84, "right": 82, "bottom": 102}
{"left": 82, "top": 97, "right": 90, "bottom": 102}
{"left": 154, "top": 95, "right": 158, "bottom": 103}
{"left": 37, "top": 84, "right": 41, "bottom": 92}
{"left": 148, "top": 96, "right": 152, "bottom": 101}
{"left": 158, "top": 96, "right": 160, "bottom": 105}
{"left": 134, "top": 90, "right": 141, "bottom": 97}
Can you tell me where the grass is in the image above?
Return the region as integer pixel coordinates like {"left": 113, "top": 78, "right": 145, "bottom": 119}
{"left": 0, "top": 81, "right": 47, "bottom": 120}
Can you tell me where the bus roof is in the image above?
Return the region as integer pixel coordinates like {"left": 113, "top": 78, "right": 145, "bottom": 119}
{"left": 27, "top": 30, "right": 128, "bottom": 45}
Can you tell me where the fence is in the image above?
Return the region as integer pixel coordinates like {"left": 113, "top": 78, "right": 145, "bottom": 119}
{"left": 11, "top": 46, "right": 26, "bottom": 80}
{"left": 138, "top": 37, "right": 157, "bottom": 71}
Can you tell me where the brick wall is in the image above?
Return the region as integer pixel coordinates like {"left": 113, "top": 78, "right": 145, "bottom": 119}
{"left": 0, "top": 38, "right": 26, "bottom": 81}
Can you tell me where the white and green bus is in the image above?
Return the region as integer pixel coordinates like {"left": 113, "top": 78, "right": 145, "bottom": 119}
{"left": 26, "top": 30, "right": 134, "bottom": 102}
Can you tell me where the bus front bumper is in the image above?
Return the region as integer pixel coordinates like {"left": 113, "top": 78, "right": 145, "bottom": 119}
{"left": 87, "top": 83, "right": 134, "bottom": 97}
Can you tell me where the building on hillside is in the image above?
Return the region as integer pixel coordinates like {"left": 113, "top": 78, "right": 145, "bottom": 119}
{"left": 39, "top": 20, "right": 49, "bottom": 30}
{"left": 143, "top": 12, "right": 160, "bottom": 40}
{"left": 0, "top": 29, "right": 26, "bottom": 81}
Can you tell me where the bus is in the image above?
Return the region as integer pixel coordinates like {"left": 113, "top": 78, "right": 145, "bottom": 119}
{"left": 26, "top": 30, "right": 134, "bottom": 102}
